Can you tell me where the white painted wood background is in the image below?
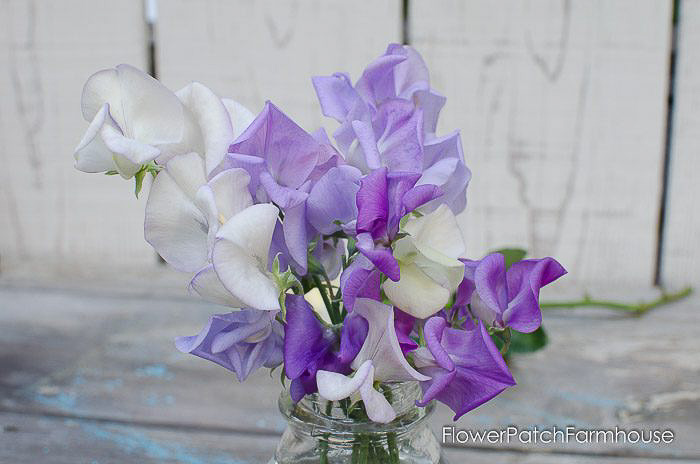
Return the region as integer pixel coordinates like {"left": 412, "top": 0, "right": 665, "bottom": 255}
{"left": 0, "top": 0, "right": 695, "bottom": 289}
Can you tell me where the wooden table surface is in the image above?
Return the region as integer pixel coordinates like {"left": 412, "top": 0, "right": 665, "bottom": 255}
{"left": 1, "top": 284, "right": 698, "bottom": 463}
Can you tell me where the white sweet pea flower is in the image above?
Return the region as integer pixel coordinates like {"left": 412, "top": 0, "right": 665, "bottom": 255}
{"left": 382, "top": 204, "right": 465, "bottom": 319}
{"left": 211, "top": 203, "right": 281, "bottom": 311}
{"left": 317, "top": 360, "right": 396, "bottom": 423}
{"left": 144, "top": 152, "right": 280, "bottom": 311}
{"left": 75, "top": 64, "right": 184, "bottom": 178}
{"left": 75, "top": 64, "right": 254, "bottom": 178}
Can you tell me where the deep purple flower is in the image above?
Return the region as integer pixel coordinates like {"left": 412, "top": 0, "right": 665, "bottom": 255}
{"left": 283, "top": 294, "right": 367, "bottom": 401}
{"left": 414, "top": 317, "right": 515, "bottom": 420}
{"left": 354, "top": 166, "right": 441, "bottom": 280}
{"left": 175, "top": 309, "right": 283, "bottom": 382}
{"left": 394, "top": 308, "right": 418, "bottom": 354}
{"left": 463, "top": 254, "right": 567, "bottom": 333}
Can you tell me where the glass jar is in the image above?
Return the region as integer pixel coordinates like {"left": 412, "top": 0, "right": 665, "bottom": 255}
{"left": 269, "top": 381, "right": 447, "bottom": 463}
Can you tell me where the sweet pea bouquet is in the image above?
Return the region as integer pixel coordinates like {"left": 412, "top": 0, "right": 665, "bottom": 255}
{"left": 74, "top": 45, "right": 565, "bottom": 424}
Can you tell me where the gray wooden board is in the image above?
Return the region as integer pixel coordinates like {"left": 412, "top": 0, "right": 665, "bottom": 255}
{"left": 0, "top": 286, "right": 698, "bottom": 461}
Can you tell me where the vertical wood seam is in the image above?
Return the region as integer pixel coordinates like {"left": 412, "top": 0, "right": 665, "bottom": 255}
{"left": 402, "top": 0, "right": 409, "bottom": 44}
{"left": 655, "top": 0, "right": 681, "bottom": 286}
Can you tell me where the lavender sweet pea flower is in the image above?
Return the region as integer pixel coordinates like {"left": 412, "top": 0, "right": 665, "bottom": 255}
{"left": 313, "top": 44, "right": 437, "bottom": 129}
{"left": 313, "top": 44, "right": 471, "bottom": 214}
{"left": 222, "top": 102, "right": 341, "bottom": 273}
{"left": 339, "top": 254, "right": 381, "bottom": 311}
{"left": 175, "top": 309, "right": 283, "bottom": 382}
{"left": 413, "top": 317, "right": 516, "bottom": 420}
{"left": 417, "top": 132, "right": 471, "bottom": 214}
{"left": 307, "top": 165, "right": 362, "bottom": 235}
{"left": 465, "top": 254, "right": 567, "bottom": 333}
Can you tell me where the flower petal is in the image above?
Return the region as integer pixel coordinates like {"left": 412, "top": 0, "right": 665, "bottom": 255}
{"left": 351, "top": 298, "right": 430, "bottom": 382}
{"left": 402, "top": 204, "right": 465, "bottom": 260}
{"left": 212, "top": 204, "right": 280, "bottom": 310}
{"left": 358, "top": 363, "right": 397, "bottom": 423}
{"left": 114, "top": 64, "right": 184, "bottom": 146}
{"left": 74, "top": 104, "right": 117, "bottom": 173}
{"left": 382, "top": 262, "right": 450, "bottom": 319}
{"left": 356, "top": 233, "right": 400, "bottom": 281}
{"left": 188, "top": 265, "right": 246, "bottom": 308}
{"left": 222, "top": 98, "right": 256, "bottom": 141}
{"left": 356, "top": 167, "right": 388, "bottom": 237}
{"left": 284, "top": 294, "right": 332, "bottom": 379}
{"left": 177, "top": 82, "right": 235, "bottom": 174}
{"left": 317, "top": 359, "right": 373, "bottom": 401}
{"left": 474, "top": 253, "right": 509, "bottom": 313}
{"left": 307, "top": 166, "right": 362, "bottom": 234}
{"left": 312, "top": 73, "right": 360, "bottom": 122}
{"left": 100, "top": 120, "right": 160, "bottom": 165}
{"left": 207, "top": 168, "right": 254, "bottom": 221}
{"left": 144, "top": 156, "right": 209, "bottom": 272}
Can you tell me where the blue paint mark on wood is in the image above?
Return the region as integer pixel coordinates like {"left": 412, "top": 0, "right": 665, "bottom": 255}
{"left": 135, "top": 364, "right": 174, "bottom": 380}
{"left": 80, "top": 422, "right": 248, "bottom": 464}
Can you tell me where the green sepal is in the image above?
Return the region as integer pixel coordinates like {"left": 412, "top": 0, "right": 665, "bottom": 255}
{"left": 133, "top": 168, "right": 147, "bottom": 198}
{"left": 509, "top": 326, "right": 548, "bottom": 353}
{"left": 492, "top": 248, "right": 527, "bottom": 270}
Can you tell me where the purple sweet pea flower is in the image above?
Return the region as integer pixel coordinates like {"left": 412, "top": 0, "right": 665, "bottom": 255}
{"left": 437, "top": 273, "right": 477, "bottom": 330}
{"left": 339, "top": 254, "right": 381, "bottom": 311}
{"left": 354, "top": 166, "right": 442, "bottom": 281}
{"left": 283, "top": 294, "right": 367, "bottom": 401}
{"left": 394, "top": 308, "right": 418, "bottom": 354}
{"left": 175, "top": 309, "right": 283, "bottom": 382}
{"left": 414, "top": 317, "right": 516, "bottom": 420}
{"left": 463, "top": 254, "right": 567, "bottom": 333}
{"left": 221, "top": 102, "right": 341, "bottom": 273}
{"left": 313, "top": 44, "right": 471, "bottom": 214}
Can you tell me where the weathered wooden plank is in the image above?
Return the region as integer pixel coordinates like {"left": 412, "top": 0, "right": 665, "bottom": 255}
{"left": 0, "top": 0, "right": 157, "bottom": 278}
{"left": 156, "top": 0, "right": 402, "bottom": 133}
{"left": 0, "top": 411, "right": 278, "bottom": 464}
{"left": 1, "top": 286, "right": 698, "bottom": 459}
{"left": 661, "top": 0, "right": 700, "bottom": 287}
{"left": 409, "top": 0, "right": 673, "bottom": 286}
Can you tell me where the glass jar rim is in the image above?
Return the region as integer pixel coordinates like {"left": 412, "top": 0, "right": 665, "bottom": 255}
{"left": 278, "top": 381, "right": 434, "bottom": 436}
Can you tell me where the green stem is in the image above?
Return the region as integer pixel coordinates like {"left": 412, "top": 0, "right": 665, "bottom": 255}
{"left": 541, "top": 287, "right": 692, "bottom": 313}
{"left": 357, "top": 434, "right": 369, "bottom": 464}
{"left": 312, "top": 274, "right": 338, "bottom": 323}
{"left": 387, "top": 432, "right": 399, "bottom": 464}
{"left": 319, "top": 401, "right": 332, "bottom": 464}
{"left": 498, "top": 328, "right": 511, "bottom": 355}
